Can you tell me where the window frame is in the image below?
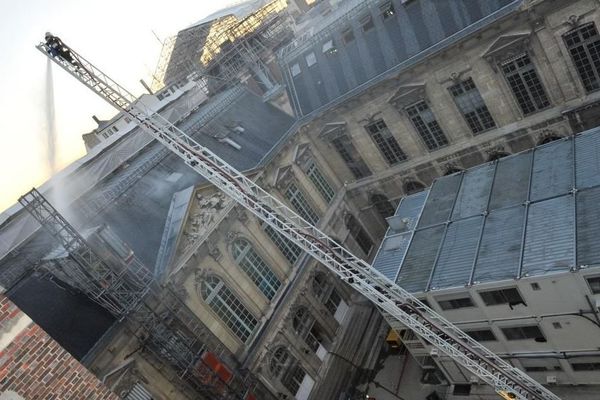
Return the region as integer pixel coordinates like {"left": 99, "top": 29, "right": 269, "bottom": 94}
{"left": 364, "top": 119, "right": 408, "bottom": 165}
{"left": 200, "top": 276, "right": 258, "bottom": 343}
{"left": 436, "top": 295, "right": 475, "bottom": 311}
{"left": 563, "top": 22, "right": 600, "bottom": 93}
{"left": 231, "top": 238, "right": 282, "bottom": 300}
{"left": 465, "top": 329, "right": 497, "bottom": 342}
{"left": 501, "top": 325, "right": 545, "bottom": 341}
{"left": 306, "top": 160, "right": 335, "bottom": 203}
{"left": 586, "top": 276, "right": 600, "bottom": 294}
{"left": 479, "top": 287, "right": 525, "bottom": 307}
{"left": 500, "top": 53, "right": 550, "bottom": 116}
{"left": 285, "top": 182, "right": 320, "bottom": 225}
{"left": 404, "top": 100, "right": 449, "bottom": 151}
{"left": 448, "top": 77, "right": 496, "bottom": 135}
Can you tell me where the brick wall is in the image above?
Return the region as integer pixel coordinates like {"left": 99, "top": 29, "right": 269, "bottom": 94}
{"left": 0, "top": 294, "right": 119, "bottom": 399}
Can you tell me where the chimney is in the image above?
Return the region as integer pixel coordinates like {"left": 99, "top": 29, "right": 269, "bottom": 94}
{"left": 92, "top": 115, "right": 101, "bottom": 125}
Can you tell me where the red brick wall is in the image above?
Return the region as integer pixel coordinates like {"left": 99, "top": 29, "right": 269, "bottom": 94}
{"left": 0, "top": 294, "right": 119, "bottom": 399}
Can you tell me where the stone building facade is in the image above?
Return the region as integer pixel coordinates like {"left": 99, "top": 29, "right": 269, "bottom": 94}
{"left": 3, "top": 0, "right": 600, "bottom": 399}
{"left": 116, "top": 0, "right": 600, "bottom": 398}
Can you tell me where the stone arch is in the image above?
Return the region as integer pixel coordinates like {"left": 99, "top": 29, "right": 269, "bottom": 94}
{"left": 403, "top": 180, "right": 425, "bottom": 195}
{"left": 370, "top": 192, "right": 395, "bottom": 220}
{"left": 487, "top": 151, "right": 510, "bottom": 162}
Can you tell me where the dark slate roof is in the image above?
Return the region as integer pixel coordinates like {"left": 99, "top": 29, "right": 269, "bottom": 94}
{"left": 93, "top": 88, "right": 294, "bottom": 269}
{"left": 372, "top": 127, "right": 600, "bottom": 294}
{"left": 0, "top": 86, "right": 294, "bottom": 359}
{"left": 280, "top": 0, "right": 521, "bottom": 117}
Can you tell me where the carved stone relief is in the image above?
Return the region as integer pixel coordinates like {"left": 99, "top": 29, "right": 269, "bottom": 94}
{"left": 181, "top": 192, "right": 228, "bottom": 253}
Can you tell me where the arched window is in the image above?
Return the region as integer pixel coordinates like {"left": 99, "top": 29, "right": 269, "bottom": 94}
{"left": 404, "top": 180, "right": 425, "bottom": 195}
{"left": 232, "top": 239, "right": 281, "bottom": 300}
{"left": 487, "top": 151, "right": 510, "bottom": 162}
{"left": 370, "top": 193, "right": 395, "bottom": 220}
{"left": 537, "top": 135, "right": 561, "bottom": 145}
{"left": 201, "top": 276, "right": 257, "bottom": 342}
{"left": 292, "top": 307, "right": 323, "bottom": 352}
{"left": 345, "top": 214, "right": 373, "bottom": 255}
{"left": 312, "top": 272, "right": 342, "bottom": 315}
{"left": 269, "top": 347, "right": 307, "bottom": 396}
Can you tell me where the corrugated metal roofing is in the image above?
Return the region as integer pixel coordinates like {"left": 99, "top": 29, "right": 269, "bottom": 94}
{"left": 529, "top": 139, "right": 573, "bottom": 202}
{"left": 489, "top": 150, "right": 532, "bottom": 210}
{"left": 522, "top": 195, "right": 574, "bottom": 276}
{"left": 396, "top": 225, "right": 444, "bottom": 292}
{"left": 373, "top": 129, "right": 600, "bottom": 293}
{"left": 430, "top": 216, "right": 483, "bottom": 290}
{"left": 575, "top": 132, "right": 600, "bottom": 189}
{"left": 417, "top": 173, "right": 462, "bottom": 228}
{"left": 576, "top": 186, "right": 600, "bottom": 266}
{"left": 473, "top": 205, "right": 524, "bottom": 284}
{"left": 452, "top": 164, "right": 494, "bottom": 220}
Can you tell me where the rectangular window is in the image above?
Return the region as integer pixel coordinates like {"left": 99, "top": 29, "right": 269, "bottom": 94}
{"left": 466, "top": 329, "right": 497, "bottom": 342}
{"left": 437, "top": 296, "right": 474, "bottom": 311}
{"left": 449, "top": 78, "right": 496, "bottom": 134}
{"left": 342, "top": 28, "right": 355, "bottom": 44}
{"left": 587, "top": 276, "right": 600, "bottom": 294}
{"left": 365, "top": 119, "right": 407, "bottom": 165}
{"left": 306, "top": 161, "right": 335, "bottom": 203}
{"left": 361, "top": 15, "right": 375, "bottom": 32}
{"left": 264, "top": 225, "right": 303, "bottom": 265}
{"left": 405, "top": 101, "right": 449, "bottom": 151}
{"left": 330, "top": 135, "right": 372, "bottom": 179}
{"left": 380, "top": 2, "right": 395, "bottom": 19}
{"left": 285, "top": 183, "right": 319, "bottom": 225}
{"left": 479, "top": 288, "right": 524, "bottom": 306}
{"left": 305, "top": 52, "right": 317, "bottom": 67}
{"left": 325, "top": 289, "right": 341, "bottom": 314}
{"left": 291, "top": 63, "right": 301, "bottom": 77}
{"left": 501, "top": 54, "right": 550, "bottom": 115}
{"left": 501, "top": 325, "right": 545, "bottom": 341}
{"left": 564, "top": 23, "right": 600, "bottom": 93}
{"left": 571, "top": 362, "right": 600, "bottom": 371}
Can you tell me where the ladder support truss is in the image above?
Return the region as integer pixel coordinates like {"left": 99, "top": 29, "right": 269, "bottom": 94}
{"left": 35, "top": 40, "right": 563, "bottom": 400}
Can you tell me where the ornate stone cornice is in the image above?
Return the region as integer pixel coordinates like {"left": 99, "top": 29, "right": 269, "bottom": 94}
{"left": 318, "top": 122, "right": 347, "bottom": 141}
{"left": 387, "top": 82, "right": 426, "bottom": 109}
{"left": 481, "top": 31, "right": 532, "bottom": 72}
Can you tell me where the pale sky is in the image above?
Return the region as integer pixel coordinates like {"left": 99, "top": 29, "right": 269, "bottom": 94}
{"left": 0, "top": 0, "right": 236, "bottom": 212}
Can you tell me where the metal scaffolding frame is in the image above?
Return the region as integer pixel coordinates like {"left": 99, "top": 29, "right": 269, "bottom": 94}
{"left": 19, "top": 188, "right": 264, "bottom": 400}
{"left": 151, "top": 0, "right": 292, "bottom": 92}
{"left": 36, "top": 35, "right": 563, "bottom": 400}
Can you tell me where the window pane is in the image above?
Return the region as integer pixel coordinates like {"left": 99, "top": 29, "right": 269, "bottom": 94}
{"left": 466, "top": 329, "right": 497, "bottom": 342}
{"left": 264, "top": 225, "right": 303, "bottom": 264}
{"left": 201, "top": 276, "right": 257, "bottom": 342}
{"left": 306, "top": 161, "right": 335, "bottom": 203}
{"left": 449, "top": 78, "right": 495, "bottom": 134}
{"left": 480, "top": 288, "right": 524, "bottom": 306}
{"left": 564, "top": 23, "right": 600, "bottom": 93}
{"left": 232, "top": 239, "right": 281, "bottom": 300}
{"left": 405, "top": 101, "right": 449, "bottom": 150}
{"left": 501, "top": 54, "right": 550, "bottom": 115}
{"left": 437, "top": 296, "right": 474, "bottom": 310}
{"left": 331, "top": 135, "right": 371, "bottom": 179}
{"left": 587, "top": 276, "right": 600, "bottom": 294}
{"left": 501, "top": 325, "right": 544, "bottom": 341}
{"left": 365, "top": 119, "right": 407, "bottom": 165}
{"left": 285, "top": 183, "right": 320, "bottom": 225}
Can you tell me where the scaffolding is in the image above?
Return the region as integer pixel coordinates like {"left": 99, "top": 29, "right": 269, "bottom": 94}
{"left": 19, "top": 188, "right": 265, "bottom": 400}
{"left": 151, "top": 0, "right": 292, "bottom": 92}
{"left": 36, "top": 35, "right": 564, "bottom": 400}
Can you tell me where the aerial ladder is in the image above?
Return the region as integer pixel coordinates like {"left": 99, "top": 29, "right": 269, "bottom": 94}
{"left": 35, "top": 36, "right": 563, "bottom": 400}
